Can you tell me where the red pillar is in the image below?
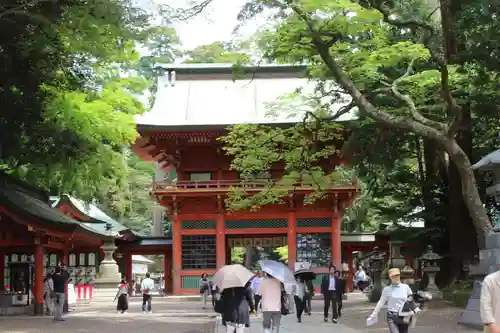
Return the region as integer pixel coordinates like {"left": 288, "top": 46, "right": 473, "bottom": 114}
{"left": 124, "top": 252, "right": 132, "bottom": 283}
{"left": 287, "top": 212, "right": 297, "bottom": 269}
{"left": 331, "top": 215, "right": 341, "bottom": 268}
{"left": 216, "top": 214, "right": 226, "bottom": 269}
{"left": 346, "top": 246, "right": 354, "bottom": 292}
{"left": 0, "top": 250, "right": 4, "bottom": 289}
{"left": 172, "top": 215, "right": 182, "bottom": 294}
{"left": 164, "top": 252, "right": 171, "bottom": 294}
{"left": 61, "top": 248, "right": 69, "bottom": 313}
{"left": 34, "top": 244, "right": 44, "bottom": 315}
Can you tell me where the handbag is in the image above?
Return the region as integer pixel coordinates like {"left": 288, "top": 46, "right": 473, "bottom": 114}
{"left": 280, "top": 286, "right": 290, "bottom": 316}
{"left": 214, "top": 298, "right": 224, "bottom": 314}
{"left": 387, "top": 312, "right": 408, "bottom": 325}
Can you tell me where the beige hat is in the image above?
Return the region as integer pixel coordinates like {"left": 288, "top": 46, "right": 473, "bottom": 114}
{"left": 388, "top": 268, "right": 401, "bottom": 277}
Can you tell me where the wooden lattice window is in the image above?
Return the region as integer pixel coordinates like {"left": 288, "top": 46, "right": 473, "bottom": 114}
{"left": 296, "top": 233, "right": 332, "bottom": 267}
{"left": 189, "top": 172, "right": 211, "bottom": 181}
{"left": 181, "top": 235, "right": 216, "bottom": 269}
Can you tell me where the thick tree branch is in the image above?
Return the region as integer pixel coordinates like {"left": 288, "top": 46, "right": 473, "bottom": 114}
{"left": 290, "top": 4, "right": 446, "bottom": 143}
{"left": 391, "top": 58, "right": 446, "bottom": 130}
{"left": 369, "top": 2, "right": 462, "bottom": 137}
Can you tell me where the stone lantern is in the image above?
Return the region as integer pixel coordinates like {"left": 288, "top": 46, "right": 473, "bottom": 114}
{"left": 368, "top": 246, "right": 386, "bottom": 302}
{"left": 401, "top": 265, "right": 416, "bottom": 286}
{"left": 418, "top": 245, "right": 442, "bottom": 299}
{"left": 388, "top": 240, "right": 406, "bottom": 269}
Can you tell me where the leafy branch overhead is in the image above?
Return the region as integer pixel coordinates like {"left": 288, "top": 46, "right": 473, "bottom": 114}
{"left": 221, "top": 121, "right": 356, "bottom": 211}
{"left": 223, "top": 0, "right": 498, "bottom": 240}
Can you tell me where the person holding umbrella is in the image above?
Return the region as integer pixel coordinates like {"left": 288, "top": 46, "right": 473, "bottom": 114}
{"left": 212, "top": 264, "right": 256, "bottom": 333}
{"left": 258, "top": 260, "right": 296, "bottom": 333}
{"left": 294, "top": 264, "right": 316, "bottom": 318}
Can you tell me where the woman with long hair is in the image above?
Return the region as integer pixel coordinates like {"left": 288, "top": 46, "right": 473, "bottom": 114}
{"left": 115, "top": 279, "right": 129, "bottom": 314}
{"left": 367, "top": 268, "right": 414, "bottom": 333}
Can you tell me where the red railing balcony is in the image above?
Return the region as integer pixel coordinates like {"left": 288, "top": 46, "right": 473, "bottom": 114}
{"left": 153, "top": 178, "right": 358, "bottom": 194}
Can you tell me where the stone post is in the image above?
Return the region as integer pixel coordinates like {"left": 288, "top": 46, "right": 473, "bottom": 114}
{"left": 418, "top": 245, "right": 442, "bottom": 299}
{"left": 94, "top": 238, "right": 122, "bottom": 300}
{"left": 368, "top": 247, "right": 386, "bottom": 302}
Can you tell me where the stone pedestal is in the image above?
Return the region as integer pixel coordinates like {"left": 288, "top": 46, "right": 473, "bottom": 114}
{"left": 368, "top": 248, "right": 386, "bottom": 302}
{"left": 94, "top": 241, "right": 121, "bottom": 300}
{"left": 424, "top": 267, "right": 441, "bottom": 299}
{"left": 458, "top": 232, "right": 500, "bottom": 329}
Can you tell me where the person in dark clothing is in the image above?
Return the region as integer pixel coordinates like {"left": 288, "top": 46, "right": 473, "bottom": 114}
{"left": 321, "top": 265, "right": 342, "bottom": 323}
{"left": 217, "top": 285, "right": 255, "bottom": 333}
{"left": 334, "top": 270, "right": 345, "bottom": 317}
{"left": 209, "top": 280, "right": 219, "bottom": 308}
{"left": 304, "top": 279, "right": 314, "bottom": 315}
{"left": 52, "top": 266, "right": 66, "bottom": 321}
{"left": 115, "top": 279, "right": 129, "bottom": 313}
{"left": 294, "top": 276, "right": 307, "bottom": 323}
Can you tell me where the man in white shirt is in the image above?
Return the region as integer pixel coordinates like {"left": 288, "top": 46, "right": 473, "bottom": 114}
{"left": 141, "top": 273, "right": 155, "bottom": 313}
{"left": 251, "top": 271, "right": 264, "bottom": 311}
{"left": 258, "top": 274, "right": 282, "bottom": 333}
{"left": 321, "top": 265, "right": 340, "bottom": 323}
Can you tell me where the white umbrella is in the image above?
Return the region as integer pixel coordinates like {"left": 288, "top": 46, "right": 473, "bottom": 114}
{"left": 259, "top": 260, "right": 296, "bottom": 284}
{"left": 472, "top": 149, "right": 500, "bottom": 171}
{"left": 212, "top": 264, "right": 254, "bottom": 291}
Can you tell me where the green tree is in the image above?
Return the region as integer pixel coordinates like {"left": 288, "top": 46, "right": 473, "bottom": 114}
{"left": 227, "top": 0, "right": 500, "bottom": 248}
{"left": 2, "top": 0, "right": 180, "bottom": 205}
{"left": 184, "top": 41, "right": 251, "bottom": 64}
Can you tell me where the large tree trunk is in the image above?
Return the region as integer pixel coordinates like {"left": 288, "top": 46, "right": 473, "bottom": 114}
{"left": 444, "top": 139, "right": 491, "bottom": 248}
{"left": 440, "top": 0, "right": 480, "bottom": 278}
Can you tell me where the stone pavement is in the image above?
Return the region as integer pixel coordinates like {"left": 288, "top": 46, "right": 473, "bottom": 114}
{"left": 0, "top": 292, "right": 482, "bottom": 333}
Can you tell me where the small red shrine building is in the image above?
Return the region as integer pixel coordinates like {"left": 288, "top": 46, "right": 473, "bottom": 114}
{"left": 132, "top": 63, "right": 359, "bottom": 294}
{"left": 0, "top": 172, "right": 109, "bottom": 314}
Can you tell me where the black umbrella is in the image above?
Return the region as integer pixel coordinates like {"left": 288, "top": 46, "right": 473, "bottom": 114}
{"left": 294, "top": 269, "right": 316, "bottom": 281}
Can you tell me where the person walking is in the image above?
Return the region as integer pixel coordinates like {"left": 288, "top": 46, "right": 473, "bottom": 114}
{"left": 52, "top": 266, "right": 66, "bottom": 322}
{"left": 43, "top": 273, "right": 54, "bottom": 315}
{"left": 209, "top": 280, "right": 219, "bottom": 308}
{"left": 367, "top": 268, "right": 414, "bottom": 333}
{"left": 200, "top": 272, "right": 210, "bottom": 309}
{"left": 251, "top": 271, "right": 263, "bottom": 311}
{"left": 115, "top": 279, "right": 129, "bottom": 314}
{"left": 304, "top": 279, "right": 314, "bottom": 315}
{"left": 481, "top": 269, "right": 500, "bottom": 333}
{"left": 293, "top": 276, "right": 307, "bottom": 323}
{"left": 141, "top": 273, "right": 155, "bottom": 313}
{"left": 321, "top": 265, "right": 341, "bottom": 323}
{"left": 258, "top": 273, "right": 283, "bottom": 333}
{"left": 334, "top": 270, "right": 345, "bottom": 317}
{"left": 218, "top": 285, "right": 255, "bottom": 333}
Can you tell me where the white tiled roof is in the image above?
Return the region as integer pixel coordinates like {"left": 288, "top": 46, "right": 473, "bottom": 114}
{"left": 136, "top": 72, "right": 357, "bottom": 126}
